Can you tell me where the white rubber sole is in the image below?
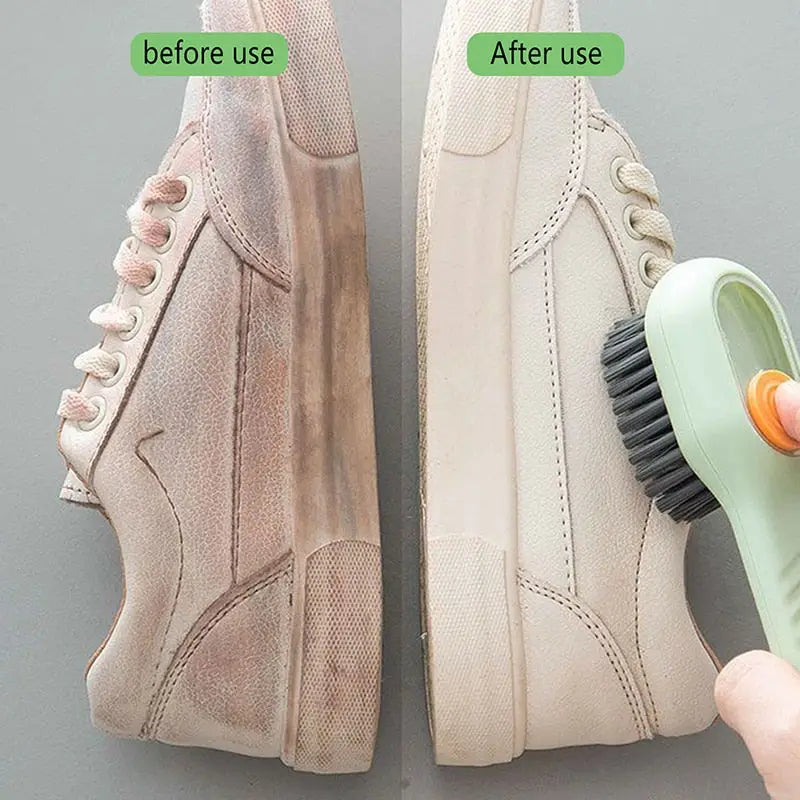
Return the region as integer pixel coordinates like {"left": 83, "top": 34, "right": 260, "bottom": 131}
{"left": 250, "top": 0, "right": 383, "bottom": 774}
{"left": 417, "top": 0, "right": 542, "bottom": 767}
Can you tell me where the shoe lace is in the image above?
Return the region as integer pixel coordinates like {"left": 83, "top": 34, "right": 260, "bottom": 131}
{"left": 615, "top": 160, "right": 676, "bottom": 284}
{"left": 58, "top": 174, "right": 188, "bottom": 423}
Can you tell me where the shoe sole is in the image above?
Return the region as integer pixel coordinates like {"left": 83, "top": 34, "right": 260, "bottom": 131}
{"left": 417, "top": 0, "right": 545, "bottom": 767}
{"left": 248, "top": 0, "right": 383, "bottom": 775}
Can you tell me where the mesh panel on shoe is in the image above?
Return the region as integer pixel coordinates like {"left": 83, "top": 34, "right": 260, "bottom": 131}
{"left": 294, "top": 540, "right": 382, "bottom": 773}
{"left": 259, "top": 0, "right": 357, "bottom": 157}
{"left": 425, "top": 536, "right": 516, "bottom": 764}
{"left": 441, "top": 0, "right": 534, "bottom": 156}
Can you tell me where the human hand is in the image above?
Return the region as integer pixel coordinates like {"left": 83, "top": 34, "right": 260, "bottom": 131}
{"left": 714, "top": 380, "right": 800, "bottom": 800}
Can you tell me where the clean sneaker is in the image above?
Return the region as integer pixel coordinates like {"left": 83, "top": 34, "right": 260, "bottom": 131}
{"left": 417, "top": 0, "right": 718, "bottom": 766}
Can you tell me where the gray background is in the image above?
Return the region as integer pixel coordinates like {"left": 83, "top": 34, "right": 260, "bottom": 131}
{"left": 0, "top": 1, "right": 400, "bottom": 798}
{"left": 2, "top": 0, "right": 798, "bottom": 798}
{"left": 401, "top": 1, "right": 800, "bottom": 799}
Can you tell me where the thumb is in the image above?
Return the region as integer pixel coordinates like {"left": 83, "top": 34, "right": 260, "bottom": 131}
{"left": 716, "top": 650, "right": 800, "bottom": 799}
{"left": 775, "top": 380, "right": 800, "bottom": 442}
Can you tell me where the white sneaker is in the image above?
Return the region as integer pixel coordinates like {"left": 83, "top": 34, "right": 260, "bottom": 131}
{"left": 417, "top": 0, "right": 719, "bottom": 766}
{"left": 57, "top": 0, "right": 381, "bottom": 773}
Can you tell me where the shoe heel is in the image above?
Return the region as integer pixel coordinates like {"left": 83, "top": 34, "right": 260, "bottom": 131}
{"left": 288, "top": 540, "right": 382, "bottom": 774}
{"left": 423, "top": 535, "right": 525, "bottom": 765}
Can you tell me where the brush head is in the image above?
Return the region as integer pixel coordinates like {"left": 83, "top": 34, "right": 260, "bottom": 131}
{"left": 602, "top": 314, "right": 721, "bottom": 523}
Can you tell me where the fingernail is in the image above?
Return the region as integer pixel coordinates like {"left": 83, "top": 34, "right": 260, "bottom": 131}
{"left": 775, "top": 380, "right": 800, "bottom": 442}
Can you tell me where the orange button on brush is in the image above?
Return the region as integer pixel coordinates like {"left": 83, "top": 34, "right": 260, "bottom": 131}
{"left": 746, "top": 369, "right": 800, "bottom": 453}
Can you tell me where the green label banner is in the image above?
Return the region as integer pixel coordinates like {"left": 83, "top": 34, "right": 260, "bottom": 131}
{"left": 131, "top": 33, "right": 288, "bottom": 76}
{"left": 468, "top": 33, "right": 624, "bottom": 76}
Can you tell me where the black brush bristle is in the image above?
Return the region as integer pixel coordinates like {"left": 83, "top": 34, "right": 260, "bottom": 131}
{"left": 602, "top": 314, "right": 720, "bottom": 523}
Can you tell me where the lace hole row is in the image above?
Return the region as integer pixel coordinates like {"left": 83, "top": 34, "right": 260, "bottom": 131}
{"left": 618, "top": 174, "right": 657, "bottom": 287}
{"left": 72, "top": 175, "right": 192, "bottom": 433}
{"left": 133, "top": 176, "right": 189, "bottom": 303}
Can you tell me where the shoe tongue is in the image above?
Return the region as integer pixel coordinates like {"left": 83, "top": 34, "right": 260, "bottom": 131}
{"left": 177, "top": 76, "right": 204, "bottom": 134}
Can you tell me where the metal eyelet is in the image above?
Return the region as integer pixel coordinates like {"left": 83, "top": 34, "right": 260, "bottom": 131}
{"left": 78, "top": 397, "right": 107, "bottom": 432}
{"left": 100, "top": 352, "right": 127, "bottom": 387}
{"left": 639, "top": 253, "right": 658, "bottom": 288}
{"left": 623, "top": 205, "right": 645, "bottom": 241}
{"left": 136, "top": 260, "right": 162, "bottom": 296}
{"left": 168, "top": 176, "right": 193, "bottom": 212}
{"left": 610, "top": 156, "right": 632, "bottom": 193}
{"left": 118, "top": 306, "right": 144, "bottom": 342}
{"left": 155, "top": 219, "right": 177, "bottom": 254}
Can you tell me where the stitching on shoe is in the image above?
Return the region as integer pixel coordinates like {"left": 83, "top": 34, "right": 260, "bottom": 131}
{"left": 580, "top": 163, "right": 668, "bottom": 316}
{"left": 60, "top": 483, "right": 102, "bottom": 508}
{"left": 587, "top": 115, "right": 605, "bottom": 132}
{"left": 510, "top": 1, "right": 586, "bottom": 267}
{"left": 135, "top": 430, "right": 186, "bottom": 739}
{"left": 579, "top": 186, "right": 639, "bottom": 312}
{"left": 543, "top": 247, "right": 575, "bottom": 593}
{"left": 231, "top": 265, "right": 254, "bottom": 585}
{"left": 634, "top": 501, "right": 660, "bottom": 732}
{"left": 239, "top": 269, "right": 254, "bottom": 576}
{"left": 518, "top": 572, "right": 649, "bottom": 739}
{"left": 63, "top": 484, "right": 94, "bottom": 497}
{"left": 510, "top": 74, "right": 582, "bottom": 263}
{"left": 149, "top": 565, "right": 293, "bottom": 737}
{"left": 201, "top": 76, "right": 292, "bottom": 291}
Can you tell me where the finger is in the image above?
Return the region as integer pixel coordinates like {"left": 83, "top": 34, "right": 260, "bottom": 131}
{"left": 716, "top": 650, "right": 800, "bottom": 798}
{"left": 775, "top": 380, "right": 800, "bottom": 442}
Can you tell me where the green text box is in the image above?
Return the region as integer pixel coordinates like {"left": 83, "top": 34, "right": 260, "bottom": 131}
{"left": 468, "top": 33, "right": 624, "bottom": 76}
{"left": 131, "top": 33, "right": 288, "bottom": 76}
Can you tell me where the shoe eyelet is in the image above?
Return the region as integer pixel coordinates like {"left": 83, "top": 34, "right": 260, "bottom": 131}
{"left": 78, "top": 397, "right": 107, "bottom": 432}
{"left": 118, "top": 306, "right": 144, "bottom": 341}
{"left": 137, "top": 260, "right": 162, "bottom": 296}
{"left": 610, "top": 156, "right": 632, "bottom": 193}
{"left": 168, "top": 176, "right": 193, "bottom": 212}
{"left": 155, "top": 219, "right": 177, "bottom": 254}
{"left": 623, "top": 204, "right": 645, "bottom": 241}
{"left": 639, "top": 253, "right": 658, "bottom": 288}
{"left": 100, "top": 352, "right": 127, "bottom": 387}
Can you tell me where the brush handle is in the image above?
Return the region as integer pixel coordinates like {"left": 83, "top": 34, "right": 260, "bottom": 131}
{"left": 731, "top": 494, "right": 800, "bottom": 669}
{"left": 645, "top": 258, "right": 800, "bottom": 671}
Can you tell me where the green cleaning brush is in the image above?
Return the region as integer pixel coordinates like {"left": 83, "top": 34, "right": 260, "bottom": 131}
{"left": 602, "top": 258, "right": 800, "bottom": 668}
